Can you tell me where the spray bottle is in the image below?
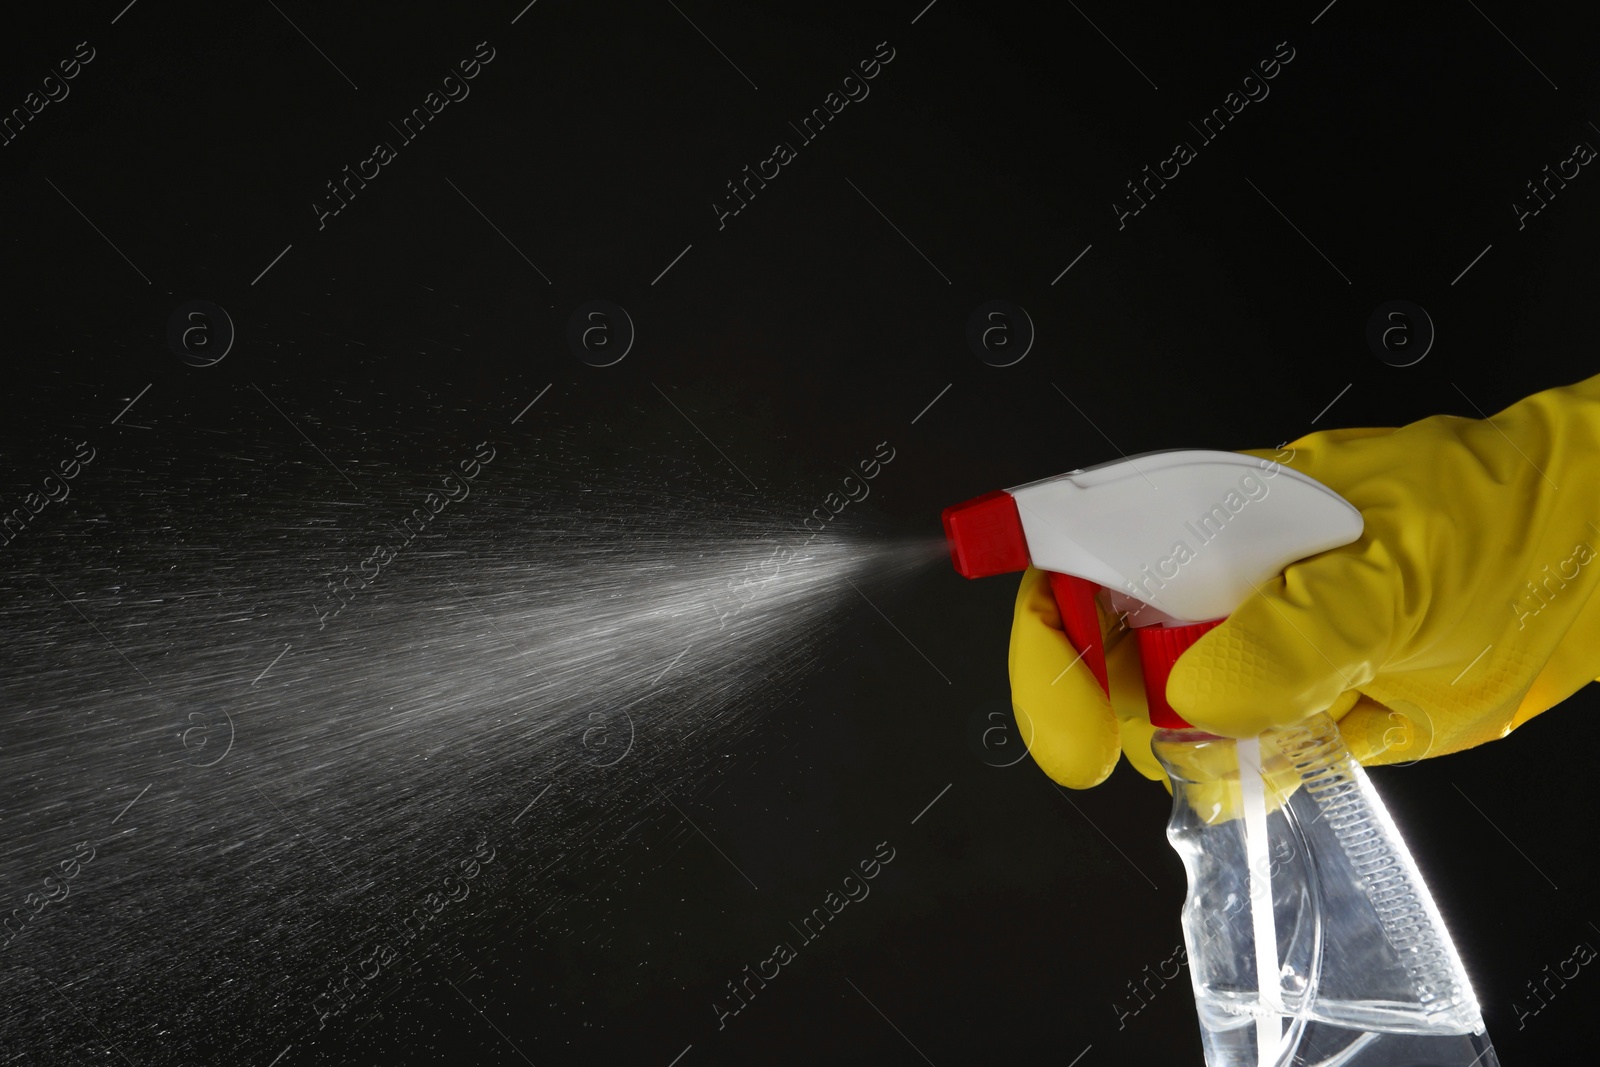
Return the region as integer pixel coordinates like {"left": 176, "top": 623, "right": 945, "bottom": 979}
{"left": 943, "top": 450, "right": 1500, "bottom": 1067}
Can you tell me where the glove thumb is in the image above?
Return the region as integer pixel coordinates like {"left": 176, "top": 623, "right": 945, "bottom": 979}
{"left": 1165, "top": 546, "right": 1398, "bottom": 737}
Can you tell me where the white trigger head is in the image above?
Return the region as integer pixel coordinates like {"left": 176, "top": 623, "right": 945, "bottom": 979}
{"left": 1008, "top": 449, "right": 1363, "bottom": 625}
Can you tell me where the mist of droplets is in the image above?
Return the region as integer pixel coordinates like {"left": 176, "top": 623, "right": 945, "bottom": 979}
{"left": 0, "top": 432, "right": 945, "bottom": 1063}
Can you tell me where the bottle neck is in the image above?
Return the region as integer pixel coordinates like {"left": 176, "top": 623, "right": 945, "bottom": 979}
{"left": 1137, "top": 619, "right": 1225, "bottom": 729}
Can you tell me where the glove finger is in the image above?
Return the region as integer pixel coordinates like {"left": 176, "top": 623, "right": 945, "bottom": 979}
{"left": 1105, "top": 633, "right": 1165, "bottom": 784}
{"left": 1010, "top": 566, "right": 1121, "bottom": 789}
{"left": 1166, "top": 548, "right": 1398, "bottom": 738}
{"left": 1336, "top": 694, "right": 1438, "bottom": 765}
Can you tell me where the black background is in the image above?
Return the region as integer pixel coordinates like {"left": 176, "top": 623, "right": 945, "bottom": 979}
{"left": 2, "top": 1, "right": 1597, "bottom": 1064}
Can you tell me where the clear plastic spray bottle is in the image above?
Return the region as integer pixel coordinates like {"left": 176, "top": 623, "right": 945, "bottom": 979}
{"left": 944, "top": 450, "right": 1500, "bottom": 1067}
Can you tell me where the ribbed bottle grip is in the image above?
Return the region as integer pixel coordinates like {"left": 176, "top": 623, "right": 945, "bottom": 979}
{"left": 1273, "top": 721, "right": 1484, "bottom": 1031}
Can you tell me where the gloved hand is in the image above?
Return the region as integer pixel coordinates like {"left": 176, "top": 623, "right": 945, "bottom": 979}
{"left": 1011, "top": 373, "right": 1600, "bottom": 789}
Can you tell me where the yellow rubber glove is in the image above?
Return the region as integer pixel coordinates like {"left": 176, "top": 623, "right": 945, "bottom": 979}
{"left": 1010, "top": 565, "right": 1161, "bottom": 787}
{"left": 1011, "top": 372, "right": 1600, "bottom": 788}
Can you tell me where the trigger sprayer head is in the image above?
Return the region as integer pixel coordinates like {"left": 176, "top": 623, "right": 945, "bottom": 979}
{"left": 941, "top": 451, "right": 1365, "bottom": 730}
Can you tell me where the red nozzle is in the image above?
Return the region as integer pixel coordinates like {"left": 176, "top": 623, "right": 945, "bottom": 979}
{"left": 942, "top": 490, "right": 1029, "bottom": 578}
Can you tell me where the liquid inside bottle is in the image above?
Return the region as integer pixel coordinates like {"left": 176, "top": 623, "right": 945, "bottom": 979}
{"left": 1153, "top": 712, "right": 1500, "bottom": 1067}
